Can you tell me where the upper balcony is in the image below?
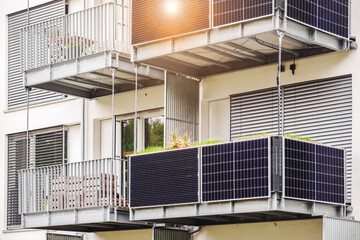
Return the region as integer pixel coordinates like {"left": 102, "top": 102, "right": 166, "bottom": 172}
{"left": 132, "top": 0, "right": 353, "bottom": 77}
{"left": 21, "top": 2, "right": 164, "bottom": 98}
{"left": 18, "top": 158, "right": 150, "bottom": 232}
{"left": 129, "top": 136, "right": 348, "bottom": 225}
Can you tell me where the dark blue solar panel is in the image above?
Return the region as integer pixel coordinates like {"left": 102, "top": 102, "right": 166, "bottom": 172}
{"left": 287, "top": 0, "right": 349, "bottom": 38}
{"left": 130, "top": 148, "right": 199, "bottom": 208}
{"left": 234, "top": 138, "right": 269, "bottom": 199}
{"left": 213, "top": 0, "right": 273, "bottom": 27}
{"left": 285, "top": 138, "right": 316, "bottom": 201}
{"left": 202, "top": 143, "right": 234, "bottom": 201}
{"left": 285, "top": 138, "right": 345, "bottom": 204}
{"left": 202, "top": 138, "right": 269, "bottom": 202}
{"left": 315, "top": 145, "right": 345, "bottom": 204}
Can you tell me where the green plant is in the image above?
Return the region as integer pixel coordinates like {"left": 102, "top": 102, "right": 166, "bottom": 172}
{"left": 137, "top": 146, "right": 169, "bottom": 154}
{"left": 235, "top": 132, "right": 316, "bottom": 142}
{"left": 193, "top": 139, "right": 224, "bottom": 146}
{"left": 168, "top": 132, "right": 192, "bottom": 149}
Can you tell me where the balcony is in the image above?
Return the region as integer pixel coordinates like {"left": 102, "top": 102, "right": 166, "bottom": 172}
{"left": 18, "top": 158, "right": 150, "bottom": 232}
{"left": 132, "top": 0, "right": 353, "bottom": 77}
{"left": 129, "top": 136, "right": 348, "bottom": 225}
{"left": 21, "top": 2, "right": 164, "bottom": 98}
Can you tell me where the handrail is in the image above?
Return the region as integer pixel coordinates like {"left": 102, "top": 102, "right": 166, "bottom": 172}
{"left": 18, "top": 158, "right": 128, "bottom": 214}
{"left": 20, "top": 2, "right": 130, "bottom": 71}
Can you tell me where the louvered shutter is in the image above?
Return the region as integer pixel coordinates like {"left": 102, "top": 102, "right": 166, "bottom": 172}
{"left": 230, "top": 76, "right": 352, "bottom": 202}
{"left": 7, "top": 126, "right": 67, "bottom": 227}
{"left": 283, "top": 76, "right": 352, "bottom": 202}
{"left": 231, "top": 88, "right": 281, "bottom": 137}
{"left": 8, "top": 0, "right": 66, "bottom": 110}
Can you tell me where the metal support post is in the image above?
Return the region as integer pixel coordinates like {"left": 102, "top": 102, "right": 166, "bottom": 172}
{"left": 26, "top": 87, "right": 31, "bottom": 169}
{"left": 134, "top": 65, "right": 139, "bottom": 154}
{"left": 111, "top": 68, "right": 116, "bottom": 159}
{"left": 277, "top": 31, "right": 284, "bottom": 136}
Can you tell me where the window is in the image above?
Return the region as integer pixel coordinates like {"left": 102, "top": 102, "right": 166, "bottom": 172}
{"left": 7, "top": 127, "right": 67, "bottom": 227}
{"left": 121, "top": 119, "right": 135, "bottom": 158}
{"left": 145, "top": 117, "right": 164, "bottom": 148}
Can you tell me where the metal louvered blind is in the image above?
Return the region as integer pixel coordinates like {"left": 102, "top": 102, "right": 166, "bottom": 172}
{"left": 7, "top": 126, "right": 67, "bottom": 227}
{"left": 153, "top": 228, "right": 190, "bottom": 240}
{"left": 165, "top": 73, "right": 199, "bottom": 143}
{"left": 8, "top": 0, "right": 66, "bottom": 110}
{"left": 231, "top": 76, "right": 352, "bottom": 202}
{"left": 47, "top": 233, "right": 83, "bottom": 240}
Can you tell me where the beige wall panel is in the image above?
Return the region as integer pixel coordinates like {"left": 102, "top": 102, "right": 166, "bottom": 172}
{"left": 195, "top": 219, "right": 322, "bottom": 240}
{"left": 85, "top": 229, "right": 152, "bottom": 240}
{"left": 209, "top": 99, "right": 230, "bottom": 141}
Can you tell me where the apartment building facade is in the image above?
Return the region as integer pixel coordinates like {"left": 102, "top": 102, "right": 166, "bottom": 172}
{"left": 0, "top": 0, "right": 360, "bottom": 240}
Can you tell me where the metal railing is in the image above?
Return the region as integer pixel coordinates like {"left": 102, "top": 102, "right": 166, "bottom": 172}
{"left": 20, "top": 1, "right": 130, "bottom": 71}
{"left": 18, "top": 158, "right": 128, "bottom": 214}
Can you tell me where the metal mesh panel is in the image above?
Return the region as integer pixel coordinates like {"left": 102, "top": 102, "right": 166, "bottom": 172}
{"left": 7, "top": 126, "right": 66, "bottom": 227}
{"left": 213, "top": 0, "right": 273, "bottom": 27}
{"left": 8, "top": 0, "right": 66, "bottom": 110}
{"left": 287, "top": 0, "right": 349, "bottom": 38}
{"left": 132, "top": 0, "right": 210, "bottom": 45}
{"left": 284, "top": 138, "right": 345, "bottom": 204}
{"left": 130, "top": 148, "right": 199, "bottom": 208}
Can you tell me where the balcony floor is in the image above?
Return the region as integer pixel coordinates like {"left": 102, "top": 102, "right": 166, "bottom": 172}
{"left": 24, "top": 52, "right": 165, "bottom": 98}
{"left": 133, "top": 17, "right": 350, "bottom": 78}
{"left": 22, "top": 206, "right": 151, "bottom": 232}
{"left": 130, "top": 195, "right": 346, "bottom": 226}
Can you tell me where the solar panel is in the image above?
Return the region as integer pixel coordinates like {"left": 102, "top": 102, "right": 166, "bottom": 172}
{"left": 132, "top": 0, "right": 210, "bottom": 45}
{"left": 315, "top": 145, "right": 345, "bottom": 204}
{"left": 287, "top": 0, "right": 349, "bottom": 38}
{"left": 202, "top": 138, "right": 269, "bottom": 202}
{"left": 213, "top": 0, "right": 273, "bottom": 27}
{"left": 130, "top": 148, "right": 199, "bottom": 208}
{"left": 284, "top": 138, "right": 345, "bottom": 204}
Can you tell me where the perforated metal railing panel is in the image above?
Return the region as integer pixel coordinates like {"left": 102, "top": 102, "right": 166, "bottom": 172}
{"left": 284, "top": 138, "right": 346, "bottom": 204}
{"left": 213, "top": 0, "right": 273, "bottom": 27}
{"left": 130, "top": 148, "right": 199, "bottom": 208}
{"left": 287, "top": 0, "right": 349, "bottom": 38}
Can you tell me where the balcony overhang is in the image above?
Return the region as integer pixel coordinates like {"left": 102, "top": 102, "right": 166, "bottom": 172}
{"left": 24, "top": 51, "right": 165, "bottom": 98}
{"left": 130, "top": 194, "right": 345, "bottom": 226}
{"left": 132, "top": 15, "right": 351, "bottom": 78}
{"left": 22, "top": 206, "right": 151, "bottom": 232}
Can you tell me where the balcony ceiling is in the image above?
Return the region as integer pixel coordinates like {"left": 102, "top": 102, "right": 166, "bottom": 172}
{"left": 25, "top": 53, "right": 165, "bottom": 99}
{"left": 133, "top": 17, "right": 350, "bottom": 78}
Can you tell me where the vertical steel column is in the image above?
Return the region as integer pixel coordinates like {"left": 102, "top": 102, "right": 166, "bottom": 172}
{"left": 81, "top": 99, "right": 85, "bottom": 161}
{"left": 134, "top": 65, "right": 138, "bottom": 153}
{"left": 163, "top": 70, "right": 167, "bottom": 147}
{"left": 277, "top": 31, "right": 284, "bottom": 136}
{"left": 26, "top": 87, "right": 31, "bottom": 169}
{"left": 111, "top": 68, "right": 116, "bottom": 158}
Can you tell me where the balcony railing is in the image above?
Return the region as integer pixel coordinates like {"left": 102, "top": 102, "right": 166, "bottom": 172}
{"left": 18, "top": 158, "right": 128, "bottom": 215}
{"left": 20, "top": 2, "right": 130, "bottom": 72}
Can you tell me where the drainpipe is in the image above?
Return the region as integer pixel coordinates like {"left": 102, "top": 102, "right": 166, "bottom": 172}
{"left": 277, "top": 30, "right": 284, "bottom": 136}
